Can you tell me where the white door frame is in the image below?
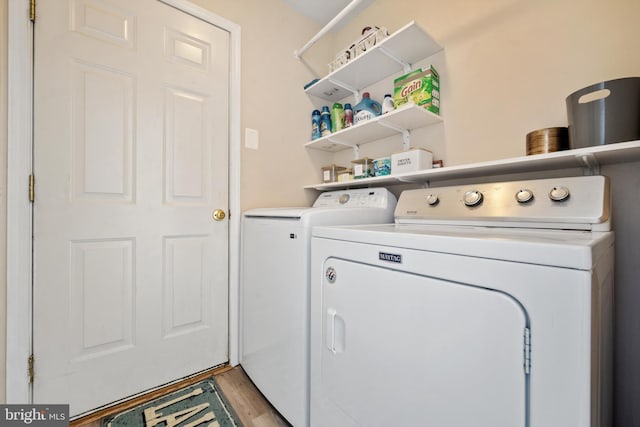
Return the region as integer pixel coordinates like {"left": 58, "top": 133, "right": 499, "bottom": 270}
{"left": 6, "top": 0, "right": 242, "bottom": 403}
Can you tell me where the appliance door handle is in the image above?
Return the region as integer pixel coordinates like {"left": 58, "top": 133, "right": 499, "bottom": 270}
{"left": 327, "top": 308, "right": 337, "bottom": 354}
{"left": 326, "top": 308, "right": 345, "bottom": 354}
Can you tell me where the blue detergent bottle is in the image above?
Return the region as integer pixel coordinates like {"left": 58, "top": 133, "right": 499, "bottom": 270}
{"left": 311, "top": 109, "right": 321, "bottom": 140}
{"left": 353, "top": 92, "right": 382, "bottom": 125}
{"left": 320, "top": 106, "right": 333, "bottom": 136}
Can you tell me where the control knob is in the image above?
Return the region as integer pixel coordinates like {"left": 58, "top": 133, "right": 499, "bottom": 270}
{"left": 463, "top": 190, "right": 483, "bottom": 207}
{"left": 549, "top": 186, "right": 570, "bottom": 202}
{"left": 426, "top": 194, "right": 439, "bottom": 206}
{"left": 515, "top": 189, "right": 534, "bottom": 204}
{"left": 339, "top": 194, "right": 350, "bottom": 204}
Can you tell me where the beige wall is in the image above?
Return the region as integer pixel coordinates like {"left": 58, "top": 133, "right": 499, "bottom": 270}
{"left": 190, "top": 0, "right": 335, "bottom": 210}
{"left": 1, "top": 0, "right": 8, "bottom": 405}
{"left": 328, "top": 0, "right": 640, "bottom": 167}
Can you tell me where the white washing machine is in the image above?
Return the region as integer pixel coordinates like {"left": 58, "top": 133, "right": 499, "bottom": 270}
{"left": 310, "top": 176, "right": 614, "bottom": 427}
{"left": 241, "top": 187, "right": 397, "bottom": 427}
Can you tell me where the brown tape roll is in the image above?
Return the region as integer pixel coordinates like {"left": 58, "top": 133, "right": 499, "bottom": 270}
{"left": 526, "top": 127, "right": 569, "bottom": 155}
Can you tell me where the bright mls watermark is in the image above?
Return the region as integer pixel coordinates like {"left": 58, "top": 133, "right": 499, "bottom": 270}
{"left": 1, "top": 405, "right": 69, "bottom": 427}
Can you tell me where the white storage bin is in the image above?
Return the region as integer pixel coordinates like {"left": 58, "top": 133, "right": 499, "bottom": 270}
{"left": 391, "top": 148, "right": 433, "bottom": 174}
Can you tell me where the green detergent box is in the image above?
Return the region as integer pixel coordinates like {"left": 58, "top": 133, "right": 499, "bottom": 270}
{"left": 393, "top": 65, "right": 440, "bottom": 115}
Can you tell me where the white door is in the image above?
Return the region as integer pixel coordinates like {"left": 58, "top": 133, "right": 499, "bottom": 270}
{"left": 33, "top": 0, "right": 230, "bottom": 415}
{"left": 314, "top": 258, "right": 528, "bottom": 427}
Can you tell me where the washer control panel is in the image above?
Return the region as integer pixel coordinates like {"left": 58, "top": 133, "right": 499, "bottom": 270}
{"left": 463, "top": 190, "right": 483, "bottom": 207}
{"left": 549, "top": 186, "right": 570, "bottom": 202}
{"left": 515, "top": 189, "right": 534, "bottom": 204}
{"left": 313, "top": 187, "right": 396, "bottom": 209}
{"left": 396, "top": 175, "right": 610, "bottom": 229}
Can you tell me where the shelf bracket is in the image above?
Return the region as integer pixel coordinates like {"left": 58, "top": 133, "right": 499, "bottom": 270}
{"left": 327, "top": 77, "right": 361, "bottom": 102}
{"left": 401, "top": 129, "right": 410, "bottom": 151}
{"left": 577, "top": 153, "right": 600, "bottom": 175}
{"left": 377, "top": 121, "right": 411, "bottom": 150}
{"left": 352, "top": 144, "right": 360, "bottom": 159}
{"left": 378, "top": 46, "right": 412, "bottom": 73}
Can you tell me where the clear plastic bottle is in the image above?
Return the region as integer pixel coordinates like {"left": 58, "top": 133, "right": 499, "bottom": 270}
{"left": 320, "top": 106, "right": 332, "bottom": 136}
{"left": 311, "top": 109, "right": 321, "bottom": 140}
{"left": 353, "top": 92, "right": 382, "bottom": 125}
{"left": 344, "top": 103, "right": 354, "bottom": 128}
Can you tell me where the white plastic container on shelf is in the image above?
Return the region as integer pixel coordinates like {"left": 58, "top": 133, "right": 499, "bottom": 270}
{"left": 391, "top": 148, "right": 433, "bottom": 174}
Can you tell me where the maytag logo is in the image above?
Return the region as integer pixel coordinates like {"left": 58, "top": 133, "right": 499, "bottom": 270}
{"left": 379, "top": 252, "right": 402, "bottom": 263}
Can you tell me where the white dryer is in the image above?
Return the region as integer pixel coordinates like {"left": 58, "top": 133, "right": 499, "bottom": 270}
{"left": 310, "top": 176, "right": 614, "bottom": 427}
{"left": 241, "top": 187, "right": 397, "bottom": 427}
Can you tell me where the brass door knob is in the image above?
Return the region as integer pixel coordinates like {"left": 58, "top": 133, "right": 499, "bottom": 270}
{"left": 212, "top": 209, "right": 226, "bottom": 221}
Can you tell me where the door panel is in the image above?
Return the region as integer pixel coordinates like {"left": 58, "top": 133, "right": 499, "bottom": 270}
{"left": 69, "top": 238, "right": 135, "bottom": 361}
{"left": 163, "top": 235, "right": 211, "bottom": 338}
{"left": 33, "top": 0, "right": 230, "bottom": 415}
{"left": 315, "top": 258, "right": 528, "bottom": 427}
{"left": 164, "top": 88, "right": 210, "bottom": 203}
{"left": 72, "top": 62, "right": 135, "bottom": 201}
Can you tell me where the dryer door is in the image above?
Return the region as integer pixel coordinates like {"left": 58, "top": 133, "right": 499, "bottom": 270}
{"left": 315, "top": 258, "right": 528, "bottom": 427}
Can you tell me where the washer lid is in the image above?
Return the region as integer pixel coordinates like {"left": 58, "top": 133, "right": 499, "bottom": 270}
{"left": 242, "top": 188, "right": 397, "bottom": 221}
{"left": 242, "top": 207, "right": 311, "bottom": 219}
{"left": 242, "top": 188, "right": 397, "bottom": 220}
{"left": 312, "top": 223, "right": 614, "bottom": 270}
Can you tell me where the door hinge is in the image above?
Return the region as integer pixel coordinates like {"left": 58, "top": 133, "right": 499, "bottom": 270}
{"left": 28, "top": 354, "right": 34, "bottom": 384}
{"left": 524, "top": 327, "right": 531, "bottom": 374}
{"left": 29, "top": 174, "right": 35, "bottom": 203}
{"left": 30, "top": 0, "right": 36, "bottom": 23}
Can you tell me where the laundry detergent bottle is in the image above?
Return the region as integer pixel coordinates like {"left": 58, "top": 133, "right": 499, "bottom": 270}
{"left": 344, "top": 103, "right": 354, "bottom": 128}
{"left": 331, "top": 103, "right": 345, "bottom": 132}
{"left": 311, "top": 109, "right": 321, "bottom": 140}
{"left": 320, "top": 105, "right": 333, "bottom": 136}
{"left": 382, "top": 94, "right": 395, "bottom": 114}
{"left": 353, "top": 92, "right": 382, "bottom": 125}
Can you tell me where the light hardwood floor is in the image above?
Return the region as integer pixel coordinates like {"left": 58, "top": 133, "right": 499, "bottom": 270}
{"left": 215, "top": 366, "right": 291, "bottom": 427}
{"left": 73, "top": 365, "right": 290, "bottom": 427}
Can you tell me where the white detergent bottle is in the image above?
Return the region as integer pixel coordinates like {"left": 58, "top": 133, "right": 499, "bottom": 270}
{"left": 382, "top": 94, "right": 395, "bottom": 114}
{"left": 353, "top": 92, "right": 382, "bottom": 125}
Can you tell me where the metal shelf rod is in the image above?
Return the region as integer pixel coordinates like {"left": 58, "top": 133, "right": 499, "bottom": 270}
{"left": 294, "top": 0, "right": 365, "bottom": 59}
